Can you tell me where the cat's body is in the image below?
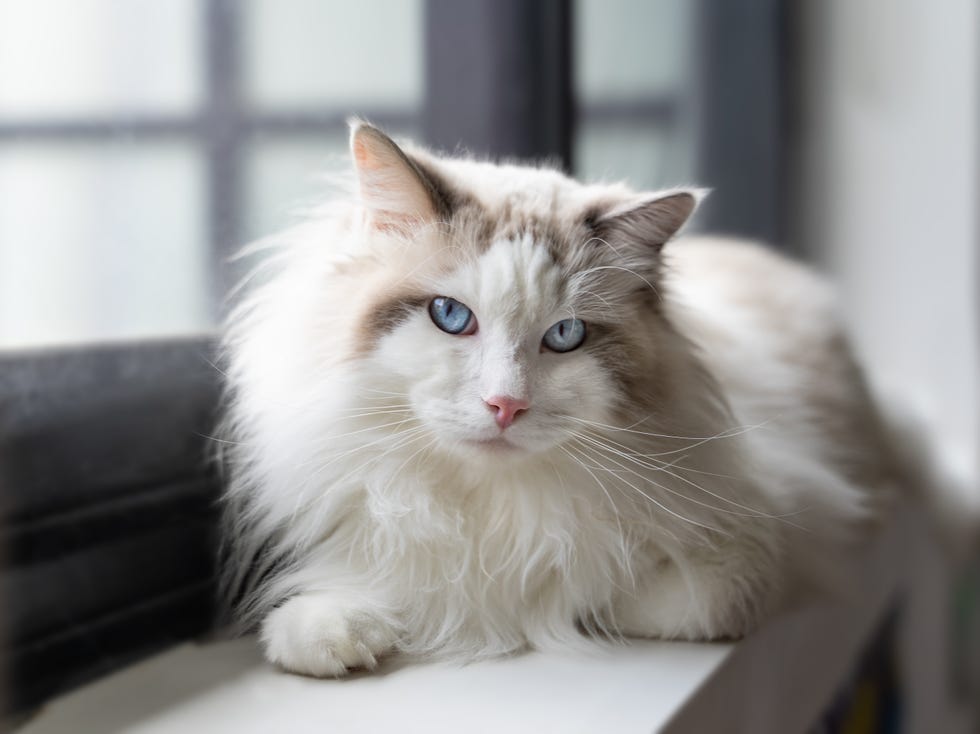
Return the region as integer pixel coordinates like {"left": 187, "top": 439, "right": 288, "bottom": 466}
{"left": 220, "top": 123, "right": 892, "bottom": 677}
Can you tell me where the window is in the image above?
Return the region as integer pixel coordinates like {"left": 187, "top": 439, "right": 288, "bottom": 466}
{"left": 0, "top": 0, "right": 422, "bottom": 349}
{"left": 574, "top": 0, "right": 695, "bottom": 189}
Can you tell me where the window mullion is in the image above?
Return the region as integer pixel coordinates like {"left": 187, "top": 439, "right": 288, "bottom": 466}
{"left": 203, "top": 0, "right": 244, "bottom": 319}
{"left": 423, "top": 0, "right": 573, "bottom": 170}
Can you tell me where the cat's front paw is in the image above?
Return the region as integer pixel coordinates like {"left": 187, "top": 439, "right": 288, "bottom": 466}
{"left": 260, "top": 592, "right": 398, "bottom": 677}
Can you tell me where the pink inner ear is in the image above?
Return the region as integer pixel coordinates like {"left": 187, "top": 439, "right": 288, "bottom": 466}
{"left": 353, "top": 139, "right": 382, "bottom": 172}
{"left": 351, "top": 128, "right": 437, "bottom": 233}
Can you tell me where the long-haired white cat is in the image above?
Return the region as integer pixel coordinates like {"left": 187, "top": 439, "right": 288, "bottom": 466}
{"left": 219, "top": 121, "right": 896, "bottom": 677}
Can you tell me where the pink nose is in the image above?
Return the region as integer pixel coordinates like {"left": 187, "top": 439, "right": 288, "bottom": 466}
{"left": 484, "top": 395, "right": 530, "bottom": 430}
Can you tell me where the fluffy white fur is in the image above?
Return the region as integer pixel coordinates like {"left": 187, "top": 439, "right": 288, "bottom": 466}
{"left": 219, "top": 122, "right": 893, "bottom": 677}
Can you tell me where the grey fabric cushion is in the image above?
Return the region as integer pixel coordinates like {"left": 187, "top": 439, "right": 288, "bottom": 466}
{"left": 0, "top": 338, "right": 221, "bottom": 715}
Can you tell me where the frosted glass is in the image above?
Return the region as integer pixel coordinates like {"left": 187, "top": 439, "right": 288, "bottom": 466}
{"left": 244, "top": 0, "right": 422, "bottom": 111}
{"left": 576, "top": 121, "right": 692, "bottom": 192}
{"left": 575, "top": 0, "right": 691, "bottom": 102}
{"left": 0, "top": 142, "right": 208, "bottom": 348}
{"left": 242, "top": 135, "right": 349, "bottom": 243}
{"left": 0, "top": 0, "right": 201, "bottom": 119}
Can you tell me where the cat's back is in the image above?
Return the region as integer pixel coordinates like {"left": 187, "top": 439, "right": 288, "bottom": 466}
{"left": 665, "top": 236, "right": 835, "bottom": 335}
{"left": 664, "top": 236, "right": 890, "bottom": 492}
{"left": 663, "top": 236, "right": 840, "bottom": 376}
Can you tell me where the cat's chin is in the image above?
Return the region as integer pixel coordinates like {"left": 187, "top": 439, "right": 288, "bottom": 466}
{"left": 451, "top": 434, "right": 536, "bottom": 460}
{"left": 464, "top": 436, "right": 522, "bottom": 451}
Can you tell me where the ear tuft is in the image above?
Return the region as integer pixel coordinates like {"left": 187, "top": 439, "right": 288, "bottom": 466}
{"left": 349, "top": 121, "right": 448, "bottom": 232}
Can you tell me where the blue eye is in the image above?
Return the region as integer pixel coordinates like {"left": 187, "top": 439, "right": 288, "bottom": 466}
{"left": 542, "top": 318, "right": 586, "bottom": 352}
{"left": 429, "top": 296, "right": 476, "bottom": 335}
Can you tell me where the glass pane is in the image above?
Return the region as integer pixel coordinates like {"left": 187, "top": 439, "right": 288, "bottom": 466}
{"left": 233, "top": 134, "right": 350, "bottom": 296}
{"left": 576, "top": 120, "right": 684, "bottom": 191}
{"left": 0, "top": 0, "right": 201, "bottom": 119}
{"left": 243, "top": 0, "right": 423, "bottom": 111}
{"left": 575, "top": 0, "right": 691, "bottom": 102}
{"left": 243, "top": 135, "right": 349, "bottom": 243}
{"left": 0, "top": 142, "right": 208, "bottom": 349}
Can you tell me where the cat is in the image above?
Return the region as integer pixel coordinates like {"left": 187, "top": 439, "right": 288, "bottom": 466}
{"left": 218, "top": 120, "right": 894, "bottom": 677}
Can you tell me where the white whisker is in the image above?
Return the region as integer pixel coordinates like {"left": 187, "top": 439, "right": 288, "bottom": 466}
{"left": 572, "top": 428, "right": 788, "bottom": 519}
{"left": 571, "top": 433, "right": 798, "bottom": 526}
{"left": 565, "top": 441, "right": 727, "bottom": 537}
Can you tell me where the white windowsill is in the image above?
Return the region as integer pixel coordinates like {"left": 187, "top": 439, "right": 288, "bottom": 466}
{"left": 17, "top": 510, "right": 906, "bottom": 734}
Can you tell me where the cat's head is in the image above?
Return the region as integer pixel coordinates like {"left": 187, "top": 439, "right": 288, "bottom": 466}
{"left": 341, "top": 122, "right": 702, "bottom": 463}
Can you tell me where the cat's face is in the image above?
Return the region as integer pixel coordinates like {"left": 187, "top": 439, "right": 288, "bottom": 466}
{"left": 346, "top": 123, "right": 700, "bottom": 462}
{"left": 373, "top": 235, "right": 618, "bottom": 459}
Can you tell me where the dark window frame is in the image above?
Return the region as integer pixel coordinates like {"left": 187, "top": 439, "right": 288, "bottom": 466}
{"left": 694, "top": 0, "right": 787, "bottom": 247}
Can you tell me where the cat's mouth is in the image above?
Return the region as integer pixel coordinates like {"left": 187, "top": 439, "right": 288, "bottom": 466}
{"left": 461, "top": 435, "right": 524, "bottom": 453}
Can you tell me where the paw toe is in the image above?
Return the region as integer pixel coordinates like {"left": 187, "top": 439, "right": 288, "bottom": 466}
{"left": 260, "top": 594, "right": 396, "bottom": 677}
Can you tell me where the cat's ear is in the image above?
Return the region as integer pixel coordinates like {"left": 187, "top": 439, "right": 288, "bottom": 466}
{"left": 592, "top": 189, "right": 706, "bottom": 251}
{"left": 350, "top": 120, "right": 449, "bottom": 233}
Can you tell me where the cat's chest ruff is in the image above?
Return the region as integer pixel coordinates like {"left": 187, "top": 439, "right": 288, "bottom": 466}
{"left": 362, "top": 467, "right": 633, "bottom": 593}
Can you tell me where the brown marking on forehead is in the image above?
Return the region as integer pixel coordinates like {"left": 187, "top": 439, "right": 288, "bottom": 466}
{"left": 552, "top": 201, "right": 623, "bottom": 271}
{"left": 353, "top": 290, "right": 430, "bottom": 356}
{"left": 450, "top": 204, "right": 498, "bottom": 255}
{"left": 411, "top": 158, "right": 465, "bottom": 220}
{"left": 437, "top": 184, "right": 587, "bottom": 263}
{"left": 529, "top": 217, "right": 579, "bottom": 265}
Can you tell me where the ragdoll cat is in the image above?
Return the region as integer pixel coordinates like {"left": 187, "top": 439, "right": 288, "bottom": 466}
{"left": 219, "top": 121, "right": 892, "bottom": 677}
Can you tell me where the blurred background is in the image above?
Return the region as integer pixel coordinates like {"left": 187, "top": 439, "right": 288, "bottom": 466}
{"left": 0, "top": 0, "right": 975, "bottom": 476}
{"left": 0, "top": 0, "right": 976, "bottom": 730}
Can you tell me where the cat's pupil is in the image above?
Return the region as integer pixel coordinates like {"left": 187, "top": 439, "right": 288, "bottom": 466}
{"left": 542, "top": 318, "right": 586, "bottom": 353}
